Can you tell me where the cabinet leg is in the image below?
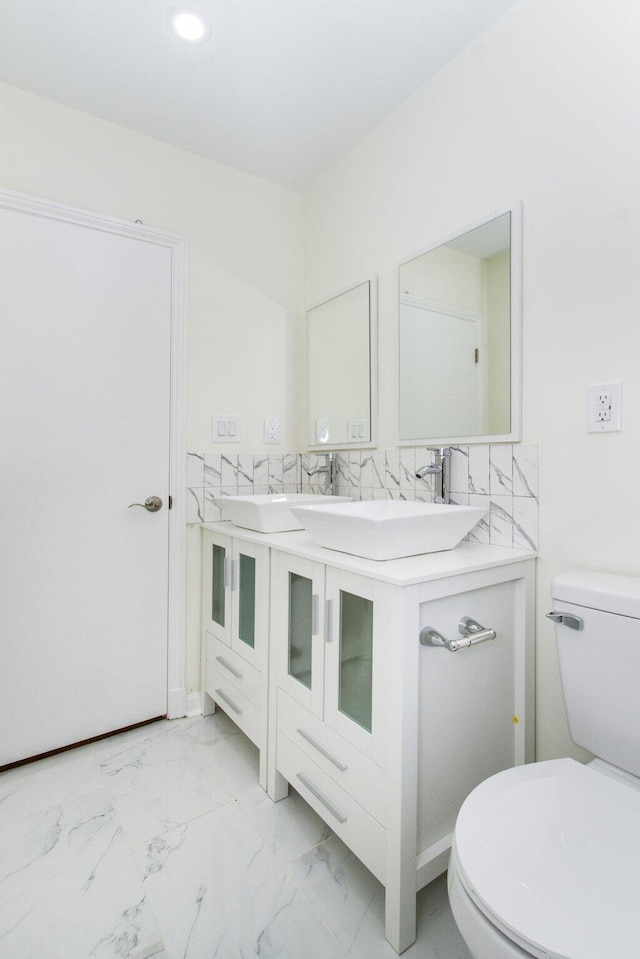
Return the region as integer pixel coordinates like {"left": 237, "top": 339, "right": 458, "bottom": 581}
{"left": 267, "top": 767, "right": 289, "bottom": 802}
{"left": 258, "top": 748, "right": 268, "bottom": 793}
{"left": 384, "top": 883, "right": 416, "bottom": 955}
{"left": 202, "top": 691, "right": 216, "bottom": 716}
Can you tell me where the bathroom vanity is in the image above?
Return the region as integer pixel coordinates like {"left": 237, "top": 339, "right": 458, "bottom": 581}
{"left": 201, "top": 528, "right": 271, "bottom": 787}
{"left": 201, "top": 522, "right": 535, "bottom": 953}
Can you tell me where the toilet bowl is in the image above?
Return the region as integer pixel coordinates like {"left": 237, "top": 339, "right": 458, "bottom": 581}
{"left": 449, "top": 570, "right": 640, "bottom": 959}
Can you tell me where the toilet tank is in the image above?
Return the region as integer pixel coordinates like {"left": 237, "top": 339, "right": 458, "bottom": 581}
{"left": 551, "top": 570, "right": 640, "bottom": 777}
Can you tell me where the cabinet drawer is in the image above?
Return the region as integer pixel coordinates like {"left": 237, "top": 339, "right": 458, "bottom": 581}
{"left": 205, "top": 661, "right": 264, "bottom": 750}
{"left": 206, "top": 631, "right": 265, "bottom": 710}
{"left": 277, "top": 729, "right": 386, "bottom": 884}
{"left": 277, "top": 688, "right": 386, "bottom": 826}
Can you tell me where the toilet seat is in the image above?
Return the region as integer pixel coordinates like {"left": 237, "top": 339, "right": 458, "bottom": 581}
{"left": 453, "top": 758, "right": 640, "bottom": 959}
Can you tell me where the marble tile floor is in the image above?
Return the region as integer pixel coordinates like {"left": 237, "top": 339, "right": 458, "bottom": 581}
{"left": 0, "top": 712, "right": 472, "bottom": 959}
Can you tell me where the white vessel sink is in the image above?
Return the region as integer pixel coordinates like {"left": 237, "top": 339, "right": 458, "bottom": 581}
{"left": 288, "top": 499, "right": 487, "bottom": 560}
{"left": 212, "top": 493, "right": 352, "bottom": 533}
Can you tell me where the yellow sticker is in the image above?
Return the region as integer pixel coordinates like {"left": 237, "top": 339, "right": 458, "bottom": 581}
{"left": 513, "top": 716, "right": 519, "bottom": 724}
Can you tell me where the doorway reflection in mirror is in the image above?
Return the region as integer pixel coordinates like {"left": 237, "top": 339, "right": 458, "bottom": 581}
{"left": 399, "top": 206, "right": 520, "bottom": 445}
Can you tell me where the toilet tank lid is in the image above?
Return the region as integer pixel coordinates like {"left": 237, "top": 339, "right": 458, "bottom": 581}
{"left": 552, "top": 570, "right": 640, "bottom": 618}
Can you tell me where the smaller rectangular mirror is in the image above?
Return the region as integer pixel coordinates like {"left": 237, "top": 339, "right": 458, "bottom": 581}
{"left": 398, "top": 203, "right": 521, "bottom": 445}
{"left": 306, "top": 278, "right": 377, "bottom": 449}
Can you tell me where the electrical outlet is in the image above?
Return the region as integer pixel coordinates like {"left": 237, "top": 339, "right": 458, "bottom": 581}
{"left": 264, "top": 416, "right": 280, "bottom": 444}
{"left": 587, "top": 383, "right": 621, "bottom": 433}
{"left": 594, "top": 388, "right": 612, "bottom": 422}
{"left": 315, "top": 419, "right": 330, "bottom": 444}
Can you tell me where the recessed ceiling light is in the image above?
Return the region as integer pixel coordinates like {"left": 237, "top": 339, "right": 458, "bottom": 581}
{"left": 170, "top": 9, "right": 211, "bottom": 43}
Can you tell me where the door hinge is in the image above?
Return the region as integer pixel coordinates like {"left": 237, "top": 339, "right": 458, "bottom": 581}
{"left": 168, "top": 495, "right": 173, "bottom": 510}
{"left": 474, "top": 348, "right": 479, "bottom": 364}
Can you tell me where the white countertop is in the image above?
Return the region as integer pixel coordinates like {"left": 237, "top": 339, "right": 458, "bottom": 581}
{"left": 201, "top": 522, "right": 536, "bottom": 587}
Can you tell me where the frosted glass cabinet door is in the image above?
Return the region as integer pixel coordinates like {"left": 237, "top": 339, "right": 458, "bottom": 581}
{"left": 288, "top": 571, "right": 313, "bottom": 689}
{"left": 211, "top": 542, "right": 227, "bottom": 630}
{"left": 202, "top": 529, "right": 269, "bottom": 669}
{"left": 324, "top": 566, "right": 384, "bottom": 759}
{"left": 202, "top": 530, "right": 231, "bottom": 647}
{"left": 230, "top": 539, "right": 269, "bottom": 669}
{"left": 275, "top": 552, "right": 325, "bottom": 718}
{"left": 237, "top": 552, "right": 256, "bottom": 649}
{"left": 338, "top": 589, "right": 374, "bottom": 732}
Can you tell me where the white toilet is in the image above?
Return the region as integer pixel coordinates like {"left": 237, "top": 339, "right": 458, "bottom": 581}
{"left": 448, "top": 570, "right": 640, "bottom": 959}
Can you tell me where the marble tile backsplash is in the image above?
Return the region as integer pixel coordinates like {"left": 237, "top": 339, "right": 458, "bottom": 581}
{"left": 186, "top": 452, "right": 301, "bottom": 525}
{"left": 187, "top": 444, "right": 539, "bottom": 551}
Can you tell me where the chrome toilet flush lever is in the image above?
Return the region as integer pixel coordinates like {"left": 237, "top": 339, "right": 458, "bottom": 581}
{"left": 420, "top": 616, "right": 496, "bottom": 652}
{"left": 545, "top": 611, "right": 584, "bottom": 630}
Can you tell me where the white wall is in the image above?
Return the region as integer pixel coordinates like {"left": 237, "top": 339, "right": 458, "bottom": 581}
{"left": 0, "top": 80, "right": 304, "bottom": 694}
{"left": 0, "top": 81, "right": 304, "bottom": 455}
{"left": 303, "top": 0, "right": 640, "bottom": 762}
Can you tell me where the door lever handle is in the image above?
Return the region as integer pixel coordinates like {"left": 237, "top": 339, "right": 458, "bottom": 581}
{"left": 128, "top": 495, "right": 163, "bottom": 512}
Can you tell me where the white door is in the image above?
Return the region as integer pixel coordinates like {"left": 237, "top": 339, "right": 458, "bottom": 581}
{"left": 0, "top": 199, "right": 178, "bottom": 766}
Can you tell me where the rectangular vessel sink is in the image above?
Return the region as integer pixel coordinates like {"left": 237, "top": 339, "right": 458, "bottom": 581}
{"left": 288, "top": 499, "right": 487, "bottom": 560}
{"left": 212, "top": 493, "right": 352, "bottom": 533}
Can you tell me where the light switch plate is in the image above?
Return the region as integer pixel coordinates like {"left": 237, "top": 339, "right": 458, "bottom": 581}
{"left": 212, "top": 415, "right": 241, "bottom": 442}
{"left": 347, "top": 419, "right": 366, "bottom": 441}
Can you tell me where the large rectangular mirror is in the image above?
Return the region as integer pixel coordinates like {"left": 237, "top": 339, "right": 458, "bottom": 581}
{"left": 398, "top": 203, "right": 521, "bottom": 445}
{"left": 306, "top": 278, "right": 377, "bottom": 449}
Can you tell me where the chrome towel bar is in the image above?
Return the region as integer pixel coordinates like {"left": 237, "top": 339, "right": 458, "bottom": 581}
{"left": 419, "top": 616, "right": 496, "bottom": 652}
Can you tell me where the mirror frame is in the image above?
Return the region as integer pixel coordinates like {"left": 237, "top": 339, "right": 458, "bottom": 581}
{"left": 397, "top": 201, "right": 522, "bottom": 447}
{"left": 306, "top": 276, "right": 378, "bottom": 451}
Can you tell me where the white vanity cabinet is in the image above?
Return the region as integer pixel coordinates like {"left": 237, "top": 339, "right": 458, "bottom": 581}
{"left": 267, "top": 541, "right": 535, "bottom": 955}
{"left": 201, "top": 523, "right": 535, "bottom": 954}
{"left": 201, "top": 527, "right": 270, "bottom": 787}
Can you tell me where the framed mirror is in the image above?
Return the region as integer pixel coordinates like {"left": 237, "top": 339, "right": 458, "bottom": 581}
{"left": 398, "top": 203, "right": 521, "bottom": 445}
{"left": 306, "top": 278, "right": 377, "bottom": 449}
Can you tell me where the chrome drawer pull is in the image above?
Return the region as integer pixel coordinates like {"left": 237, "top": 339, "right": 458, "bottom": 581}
{"left": 420, "top": 616, "right": 496, "bottom": 652}
{"left": 216, "top": 655, "right": 243, "bottom": 680}
{"left": 295, "top": 773, "right": 347, "bottom": 824}
{"left": 296, "top": 727, "right": 348, "bottom": 771}
{"left": 215, "top": 688, "right": 242, "bottom": 715}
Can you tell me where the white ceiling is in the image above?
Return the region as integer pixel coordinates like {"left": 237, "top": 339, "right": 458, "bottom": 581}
{"left": 0, "top": 0, "right": 518, "bottom": 191}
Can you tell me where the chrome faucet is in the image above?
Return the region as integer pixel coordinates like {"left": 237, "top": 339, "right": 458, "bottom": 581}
{"left": 416, "top": 447, "right": 450, "bottom": 504}
{"left": 306, "top": 452, "right": 338, "bottom": 494}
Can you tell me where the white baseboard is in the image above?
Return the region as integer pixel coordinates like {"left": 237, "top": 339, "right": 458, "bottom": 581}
{"left": 167, "top": 688, "right": 204, "bottom": 719}
{"left": 167, "top": 686, "right": 187, "bottom": 719}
